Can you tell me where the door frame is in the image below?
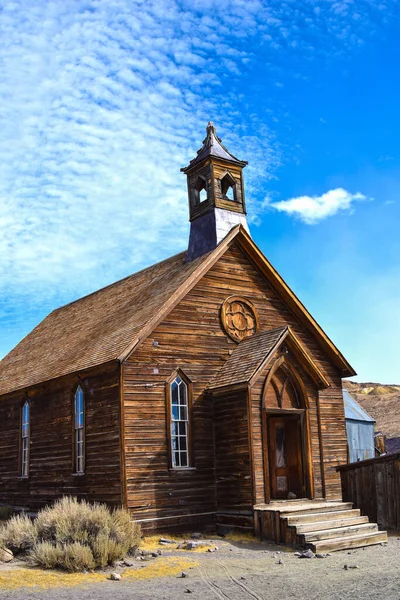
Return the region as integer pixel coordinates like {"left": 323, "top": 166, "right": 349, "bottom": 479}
{"left": 261, "top": 358, "right": 315, "bottom": 503}
{"left": 265, "top": 410, "right": 307, "bottom": 500}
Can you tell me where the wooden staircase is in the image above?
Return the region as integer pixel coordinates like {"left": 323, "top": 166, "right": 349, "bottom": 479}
{"left": 254, "top": 501, "right": 388, "bottom": 552}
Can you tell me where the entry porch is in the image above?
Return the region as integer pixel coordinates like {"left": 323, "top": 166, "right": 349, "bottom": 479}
{"left": 254, "top": 500, "right": 387, "bottom": 552}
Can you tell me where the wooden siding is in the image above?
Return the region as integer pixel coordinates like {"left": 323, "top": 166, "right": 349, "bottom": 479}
{"left": 337, "top": 454, "right": 400, "bottom": 532}
{"left": 0, "top": 363, "right": 122, "bottom": 510}
{"left": 122, "top": 242, "right": 347, "bottom": 528}
{"left": 214, "top": 389, "right": 252, "bottom": 515}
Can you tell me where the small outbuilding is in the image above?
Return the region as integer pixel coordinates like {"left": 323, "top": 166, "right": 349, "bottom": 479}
{"left": 343, "top": 389, "right": 375, "bottom": 462}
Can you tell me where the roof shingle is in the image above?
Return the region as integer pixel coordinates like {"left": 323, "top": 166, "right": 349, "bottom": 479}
{"left": 0, "top": 250, "right": 210, "bottom": 396}
{"left": 208, "top": 327, "right": 288, "bottom": 390}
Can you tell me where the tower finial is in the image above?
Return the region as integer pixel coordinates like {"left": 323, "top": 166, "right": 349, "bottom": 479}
{"left": 206, "top": 121, "right": 216, "bottom": 137}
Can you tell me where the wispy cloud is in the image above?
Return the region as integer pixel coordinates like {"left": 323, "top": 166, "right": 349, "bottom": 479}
{"left": 0, "top": 0, "right": 396, "bottom": 356}
{"left": 267, "top": 188, "right": 368, "bottom": 224}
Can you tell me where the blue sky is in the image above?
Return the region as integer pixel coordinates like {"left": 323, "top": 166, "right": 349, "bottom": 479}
{"left": 0, "top": 0, "right": 399, "bottom": 383}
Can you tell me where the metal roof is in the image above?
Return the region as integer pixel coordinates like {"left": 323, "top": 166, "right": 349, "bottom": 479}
{"left": 343, "top": 389, "right": 375, "bottom": 423}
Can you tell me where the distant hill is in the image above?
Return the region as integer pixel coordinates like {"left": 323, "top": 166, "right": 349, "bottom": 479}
{"left": 343, "top": 380, "right": 400, "bottom": 438}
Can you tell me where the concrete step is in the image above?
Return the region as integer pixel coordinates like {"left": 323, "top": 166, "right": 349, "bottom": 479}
{"left": 307, "top": 530, "right": 388, "bottom": 553}
{"left": 299, "top": 522, "right": 378, "bottom": 543}
{"left": 295, "top": 515, "right": 369, "bottom": 534}
{"left": 284, "top": 508, "right": 360, "bottom": 525}
{"left": 280, "top": 502, "right": 353, "bottom": 517}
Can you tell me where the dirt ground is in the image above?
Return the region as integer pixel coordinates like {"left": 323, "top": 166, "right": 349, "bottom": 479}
{"left": 0, "top": 533, "right": 399, "bottom": 600}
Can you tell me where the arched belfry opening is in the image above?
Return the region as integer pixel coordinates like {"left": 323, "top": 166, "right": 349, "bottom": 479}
{"left": 181, "top": 122, "right": 250, "bottom": 262}
{"left": 194, "top": 176, "right": 208, "bottom": 204}
{"left": 220, "top": 171, "right": 237, "bottom": 202}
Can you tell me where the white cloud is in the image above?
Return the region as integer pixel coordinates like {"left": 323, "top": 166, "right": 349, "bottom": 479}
{"left": 268, "top": 188, "right": 367, "bottom": 224}
{"left": 0, "top": 0, "right": 396, "bottom": 356}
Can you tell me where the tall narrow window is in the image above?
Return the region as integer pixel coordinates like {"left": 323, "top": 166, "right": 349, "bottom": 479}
{"left": 74, "top": 386, "right": 85, "bottom": 474}
{"left": 21, "top": 400, "right": 30, "bottom": 477}
{"left": 169, "top": 375, "right": 190, "bottom": 468}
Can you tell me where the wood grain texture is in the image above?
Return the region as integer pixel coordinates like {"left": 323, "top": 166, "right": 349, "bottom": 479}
{"left": 0, "top": 237, "right": 349, "bottom": 528}
{"left": 0, "top": 363, "right": 122, "bottom": 510}
{"left": 122, "top": 242, "right": 347, "bottom": 529}
{"left": 337, "top": 453, "right": 400, "bottom": 531}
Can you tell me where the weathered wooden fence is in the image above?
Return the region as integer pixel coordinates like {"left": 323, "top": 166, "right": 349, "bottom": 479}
{"left": 337, "top": 453, "right": 400, "bottom": 531}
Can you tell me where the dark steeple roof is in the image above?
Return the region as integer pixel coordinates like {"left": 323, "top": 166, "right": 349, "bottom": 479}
{"left": 181, "top": 122, "right": 247, "bottom": 173}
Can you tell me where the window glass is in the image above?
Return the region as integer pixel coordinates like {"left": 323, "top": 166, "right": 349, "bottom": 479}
{"left": 170, "top": 376, "right": 189, "bottom": 468}
{"left": 21, "top": 401, "right": 30, "bottom": 477}
{"left": 74, "top": 386, "right": 84, "bottom": 473}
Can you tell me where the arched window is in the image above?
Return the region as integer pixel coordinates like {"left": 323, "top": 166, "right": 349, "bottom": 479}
{"left": 167, "top": 373, "right": 191, "bottom": 468}
{"left": 21, "top": 400, "right": 30, "bottom": 477}
{"left": 220, "top": 172, "right": 236, "bottom": 201}
{"left": 74, "top": 385, "right": 85, "bottom": 474}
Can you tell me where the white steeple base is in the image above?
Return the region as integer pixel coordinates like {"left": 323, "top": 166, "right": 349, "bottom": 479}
{"left": 186, "top": 208, "right": 250, "bottom": 262}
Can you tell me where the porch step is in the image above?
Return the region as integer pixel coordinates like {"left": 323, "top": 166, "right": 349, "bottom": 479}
{"left": 299, "top": 522, "right": 378, "bottom": 543}
{"left": 283, "top": 508, "right": 360, "bottom": 525}
{"left": 254, "top": 500, "right": 387, "bottom": 553}
{"left": 261, "top": 500, "right": 350, "bottom": 514}
{"left": 280, "top": 502, "right": 353, "bottom": 517}
{"left": 295, "top": 515, "right": 369, "bottom": 534}
{"left": 307, "top": 530, "right": 388, "bottom": 553}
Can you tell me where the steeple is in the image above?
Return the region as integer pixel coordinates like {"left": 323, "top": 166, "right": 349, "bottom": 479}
{"left": 181, "top": 122, "right": 250, "bottom": 262}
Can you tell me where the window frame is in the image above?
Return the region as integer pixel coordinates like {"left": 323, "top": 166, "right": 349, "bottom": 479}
{"left": 165, "top": 370, "right": 193, "bottom": 470}
{"left": 20, "top": 399, "right": 30, "bottom": 478}
{"left": 73, "top": 384, "right": 85, "bottom": 475}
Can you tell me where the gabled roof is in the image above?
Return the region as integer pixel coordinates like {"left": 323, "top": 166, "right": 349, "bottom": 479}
{"left": 343, "top": 390, "right": 375, "bottom": 422}
{"left": 0, "top": 250, "right": 211, "bottom": 396}
{"left": 181, "top": 122, "right": 247, "bottom": 173}
{"left": 207, "top": 326, "right": 330, "bottom": 392}
{"left": 0, "top": 225, "right": 355, "bottom": 397}
{"left": 208, "top": 327, "right": 287, "bottom": 390}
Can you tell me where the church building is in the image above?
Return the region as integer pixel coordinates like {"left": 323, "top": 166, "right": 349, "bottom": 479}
{"left": 0, "top": 124, "right": 387, "bottom": 552}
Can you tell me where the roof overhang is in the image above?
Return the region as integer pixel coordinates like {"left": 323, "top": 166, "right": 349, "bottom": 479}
{"left": 207, "top": 326, "right": 330, "bottom": 395}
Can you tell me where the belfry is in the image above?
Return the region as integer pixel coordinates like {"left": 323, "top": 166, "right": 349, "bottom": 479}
{"left": 181, "top": 122, "right": 250, "bottom": 261}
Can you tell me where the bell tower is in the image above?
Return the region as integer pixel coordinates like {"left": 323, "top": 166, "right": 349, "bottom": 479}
{"left": 181, "top": 122, "right": 250, "bottom": 262}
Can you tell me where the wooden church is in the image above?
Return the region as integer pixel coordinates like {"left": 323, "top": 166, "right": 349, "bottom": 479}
{"left": 0, "top": 123, "right": 387, "bottom": 552}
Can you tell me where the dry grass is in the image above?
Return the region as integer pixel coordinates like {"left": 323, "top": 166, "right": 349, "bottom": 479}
{"left": 141, "top": 534, "right": 219, "bottom": 553}
{"left": 224, "top": 531, "right": 260, "bottom": 544}
{"left": 0, "top": 557, "right": 198, "bottom": 590}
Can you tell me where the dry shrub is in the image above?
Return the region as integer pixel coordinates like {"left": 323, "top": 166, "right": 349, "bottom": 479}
{"left": 28, "top": 542, "right": 64, "bottom": 569}
{"left": 29, "top": 497, "right": 141, "bottom": 571}
{"left": 0, "top": 514, "right": 36, "bottom": 554}
{"left": 60, "top": 542, "right": 95, "bottom": 572}
{"left": 29, "top": 541, "right": 95, "bottom": 571}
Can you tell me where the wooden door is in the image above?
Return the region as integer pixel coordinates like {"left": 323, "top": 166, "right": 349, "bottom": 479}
{"left": 268, "top": 415, "right": 304, "bottom": 499}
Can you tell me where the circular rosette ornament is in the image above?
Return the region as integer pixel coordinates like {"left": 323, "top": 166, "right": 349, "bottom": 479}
{"left": 221, "top": 296, "right": 259, "bottom": 342}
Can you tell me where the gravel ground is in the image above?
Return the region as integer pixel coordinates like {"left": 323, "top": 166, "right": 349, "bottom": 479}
{"left": 0, "top": 534, "right": 399, "bottom": 600}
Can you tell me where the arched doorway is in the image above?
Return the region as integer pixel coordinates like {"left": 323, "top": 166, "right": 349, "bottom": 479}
{"left": 262, "top": 359, "right": 312, "bottom": 501}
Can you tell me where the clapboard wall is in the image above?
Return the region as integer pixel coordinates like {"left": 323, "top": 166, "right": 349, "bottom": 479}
{"left": 122, "top": 242, "right": 346, "bottom": 529}
{"left": 0, "top": 363, "right": 122, "bottom": 510}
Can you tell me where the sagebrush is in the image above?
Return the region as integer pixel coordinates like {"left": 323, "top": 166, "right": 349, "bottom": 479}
{"left": 0, "top": 514, "right": 36, "bottom": 554}
{"left": 0, "top": 497, "right": 141, "bottom": 571}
